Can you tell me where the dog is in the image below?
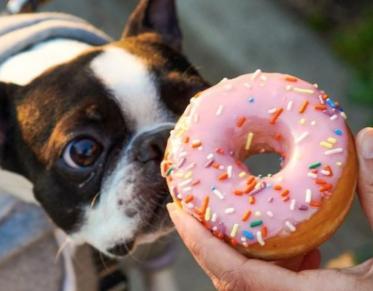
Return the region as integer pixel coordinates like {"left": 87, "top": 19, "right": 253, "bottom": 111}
{"left": 0, "top": 0, "right": 208, "bottom": 263}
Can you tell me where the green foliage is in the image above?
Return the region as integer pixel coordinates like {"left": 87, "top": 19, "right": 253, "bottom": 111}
{"left": 349, "top": 73, "right": 373, "bottom": 105}
{"left": 307, "top": 12, "right": 332, "bottom": 32}
{"left": 354, "top": 242, "right": 373, "bottom": 264}
{"left": 332, "top": 8, "right": 373, "bottom": 106}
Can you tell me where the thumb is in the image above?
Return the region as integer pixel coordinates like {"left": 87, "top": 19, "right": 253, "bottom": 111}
{"left": 356, "top": 127, "right": 373, "bottom": 228}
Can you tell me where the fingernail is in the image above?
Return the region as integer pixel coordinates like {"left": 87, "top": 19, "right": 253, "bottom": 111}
{"left": 166, "top": 202, "right": 177, "bottom": 212}
{"left": 360, "top": 128, "right": 373, "bottom": 159}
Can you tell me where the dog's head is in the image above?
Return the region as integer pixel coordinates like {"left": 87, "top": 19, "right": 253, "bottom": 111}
{"left": 0, "top": 0, "right": 208, "bottom": 256}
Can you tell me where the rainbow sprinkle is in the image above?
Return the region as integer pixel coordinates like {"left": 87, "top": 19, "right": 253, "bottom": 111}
{"left": 211, "top": 186, "right": 225, "bottom": 200}
{"left": 324, "top": 148, "right": 343, "bottom": 155}
{"left": 243, "top": 230, "right": 255, "bottom": 240}
{"left": 293, "top": 87, "right": 314, "bottom": 94}
{"left": 216, "top": 105, "right": 224, "bottom": 116}
{"left": 225, "top": 208, "right": 235, "bottom": 214}
{"left": 287, "top": 100, "right": 293, "bottom": 111}
{"left": 250, "top": 220, "right": 263, "bottom": 228}
{"left": 230, "top": 224, "right": 239, "bottom": 237}
{"left": 266, "top": 211, "right": 274, "bottom": 217}
{"left": 285, "top": 221, "right": 296, "bottom": 232}
{"left": 270, "top": 108, "right": 284, "bottom": 124}
{"left": 245, "top": 132, "right": 254, "bottom": 150}
{"left": 295, "top": 131, "right": 309, "bottom": 144}
{"left": 251, "top": 69, "right": 262, "bottom": 80}
{"left": 308, "top": 162, "right": 321, "bottom": 169}
{"left": 256, "top": 231, "right": 265, "bottom": 246}
{"left": 334, "top": 128, "right": 343, "bottom": 136}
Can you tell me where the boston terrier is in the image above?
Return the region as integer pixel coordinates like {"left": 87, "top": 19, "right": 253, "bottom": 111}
{"left": 0, "top": 0, "right": 208, "bottom": 260}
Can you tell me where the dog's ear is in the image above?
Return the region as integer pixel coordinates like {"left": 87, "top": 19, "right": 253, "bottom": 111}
{"left": 0, "top": 82, "right": 14, "bottom": 157}
{"left": 0, "top": 82, "right": 37, "bottom": 203}
{"left": 122, "top": 0, "right": 182, "bottom": 51}
{"left": 0, "top": 82, "right": 20, "bottom": 169}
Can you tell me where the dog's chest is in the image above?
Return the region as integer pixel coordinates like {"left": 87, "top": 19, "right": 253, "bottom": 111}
{"left": 0, "top": 39, "right": 91, "bottom": 85}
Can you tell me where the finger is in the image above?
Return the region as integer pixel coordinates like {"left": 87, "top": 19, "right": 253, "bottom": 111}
{"left": 167, "top": 203, "right": 247, "bottom": 276}
{"left": 356, "top": 127, "right": 373, "bottom": 227}
{"left": 167, "top": 203, "right": 300, "bottom": 290}
{"left": 340, "top": 258, "right": 373, "bottom": 275}
{"left": 167, "top": 204, "right": 365, "bottom": 290}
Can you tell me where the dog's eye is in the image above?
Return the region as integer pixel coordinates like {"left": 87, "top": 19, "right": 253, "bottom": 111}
{"left": 63, "top": 138, "right": 102, "bottom": 168}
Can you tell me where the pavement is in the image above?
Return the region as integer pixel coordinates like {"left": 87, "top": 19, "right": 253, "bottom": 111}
{"left": 2, "top": 0, "right": 372, "bottom": 290}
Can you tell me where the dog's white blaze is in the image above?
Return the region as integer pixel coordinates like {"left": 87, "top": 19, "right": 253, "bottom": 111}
{"left": 90, "top": 47, "right": 169, "bottom": 130}
{"left": 88, "top": 49, "right": 172, "bottom": 253}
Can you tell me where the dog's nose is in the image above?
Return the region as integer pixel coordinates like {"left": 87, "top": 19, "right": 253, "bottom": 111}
{"left": 107, "top": 240, "right": 135, "bottom": 256}
{"left": 129, "top": 123, "right": 174, "bottom": 163}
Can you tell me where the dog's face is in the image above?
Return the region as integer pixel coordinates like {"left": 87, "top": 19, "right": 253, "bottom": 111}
{"left": 0, "top": 0, "right": 208, "bottom": 256}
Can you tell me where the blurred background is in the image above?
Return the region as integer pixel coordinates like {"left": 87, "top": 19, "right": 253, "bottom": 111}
{"left": 0, "top": 0, "right": 372, "bottom": 290}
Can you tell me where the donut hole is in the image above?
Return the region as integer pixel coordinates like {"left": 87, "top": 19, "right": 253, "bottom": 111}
{"left": 235, "top": 118, "right": 293, "bottom": 177}
{"left": 244, "top": 152, "right": 283, "bottom": 176}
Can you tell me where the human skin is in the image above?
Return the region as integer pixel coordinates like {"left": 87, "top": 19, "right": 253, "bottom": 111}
{"left": 167, "top": 127, "right": 373, "bottom": 291}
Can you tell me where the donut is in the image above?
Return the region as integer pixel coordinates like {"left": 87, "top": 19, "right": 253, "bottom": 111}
{"left": 162, "top": 71, "right": 357, "bottom": 260}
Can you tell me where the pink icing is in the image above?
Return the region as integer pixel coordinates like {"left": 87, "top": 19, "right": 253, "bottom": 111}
{"left": 163, "top": 71, "right": 349, "bottom": 247}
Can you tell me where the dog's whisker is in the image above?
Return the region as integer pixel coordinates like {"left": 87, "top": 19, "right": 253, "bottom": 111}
{"left": 55, "top": 237, "right": 71, "bottom": 262}
{"left": 78, "top": 171, "right": 96, "bottom": 188}
{"left": 98, "top": 251, "right": 112, "bottom": 273}
{"left": 90, "top": 192, "right": 100, "bottom": 208}
{"left": 127, "top": 249, "right": 145, "bottom": 263}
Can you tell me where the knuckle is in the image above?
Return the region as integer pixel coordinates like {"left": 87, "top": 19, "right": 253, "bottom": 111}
{"left": 188, "top": 235, "right": 215, "bottom": 261}
{"left": 188, "top": 240, "right": 204, "bottom": 258}
{"left": 362, "top": 176, "right": 373, "bottom": 191}
{"left": 358, "top": 175, "right": 373, "bottom": 198}
{"left": 215, "top": 269, "right": 250, "bottom": 291}
{"left": 367, "top": 180, "right": 373, "bottom": 192}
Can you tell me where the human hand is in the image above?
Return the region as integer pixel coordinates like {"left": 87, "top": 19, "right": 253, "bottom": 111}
{"left": 167, "top": 127, "right": 373, "bottom": 291}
